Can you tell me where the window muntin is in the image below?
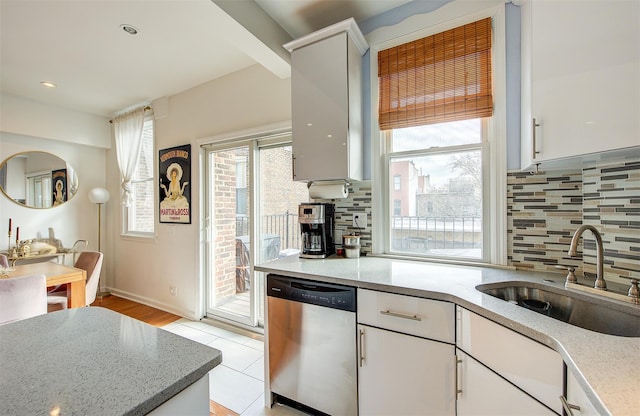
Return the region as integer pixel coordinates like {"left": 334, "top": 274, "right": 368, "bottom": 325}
{"left": 125, "top": 118, "right": 155, "bottom": 235}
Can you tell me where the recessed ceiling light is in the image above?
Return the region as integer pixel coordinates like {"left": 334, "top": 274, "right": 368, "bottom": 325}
{"left": 40, "top": 81, "right": 57, "bottom": 88}
{"left": 120, "top": 24, "right": 139, "bottom": 35}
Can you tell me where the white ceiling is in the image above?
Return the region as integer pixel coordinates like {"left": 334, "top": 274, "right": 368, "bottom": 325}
{"left": 0, "top": 0, "right": 412, "bottom": 118}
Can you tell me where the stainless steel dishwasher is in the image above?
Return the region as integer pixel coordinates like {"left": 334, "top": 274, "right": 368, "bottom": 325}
{"left": 267, "top": 274, "right": 357, "bottom": 415}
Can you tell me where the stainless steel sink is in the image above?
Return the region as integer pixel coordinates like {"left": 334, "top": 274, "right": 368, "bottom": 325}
{"left": 476, "top": 282, "right": 640, "bottom": 337}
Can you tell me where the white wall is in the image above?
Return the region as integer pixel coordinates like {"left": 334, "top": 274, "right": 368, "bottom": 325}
{"left": 0, "top": 94, "right": 112, "bottom": 149}
{"left": 106, "top": 64, "right": 291, "bottom": 318}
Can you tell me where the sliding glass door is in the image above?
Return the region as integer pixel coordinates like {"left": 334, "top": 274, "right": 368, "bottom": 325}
{"left": 204, "top": 134, "right": 307, "bottom": 328}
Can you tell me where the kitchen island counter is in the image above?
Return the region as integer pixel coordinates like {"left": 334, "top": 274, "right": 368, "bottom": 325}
{"left": 256, "top": 255, "right": 640, "bottom": 416}
{"left": 0, "top": 306, "right": 222, "bottom": 415}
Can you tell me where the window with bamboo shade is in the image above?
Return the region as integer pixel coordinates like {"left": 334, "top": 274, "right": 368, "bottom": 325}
{"left": 378, "top": 17, "right": 493, "bottom": 130}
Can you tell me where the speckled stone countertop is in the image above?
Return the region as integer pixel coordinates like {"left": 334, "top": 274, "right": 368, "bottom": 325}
{"left": 0, "top": 307, "right": 222, "bottom": 416}
{"left": 256, "top": 255, "right": 640, "bottom": 416}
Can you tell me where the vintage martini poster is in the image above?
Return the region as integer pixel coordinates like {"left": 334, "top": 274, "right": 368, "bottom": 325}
{"left": 159, "top": 144, "right": 191, "bottom": 224}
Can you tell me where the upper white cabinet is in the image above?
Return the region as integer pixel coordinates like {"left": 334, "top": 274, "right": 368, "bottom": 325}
{"left": 521, "top": 0, "right": 640, "bottom": 170}
{"left": 285, "top": 19, "right": 368, "bottom": 182}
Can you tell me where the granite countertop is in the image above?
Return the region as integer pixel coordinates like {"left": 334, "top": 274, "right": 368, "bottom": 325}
{"left": 256, "top": 255, "right": 640, "bottom": 416}
{"left": 0, "top": 307, "right": 222, "bottom": 416}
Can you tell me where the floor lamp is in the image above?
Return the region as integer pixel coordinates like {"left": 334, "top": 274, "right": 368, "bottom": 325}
{"left": 88, "top": 187, "right": 110, "bottom": 298}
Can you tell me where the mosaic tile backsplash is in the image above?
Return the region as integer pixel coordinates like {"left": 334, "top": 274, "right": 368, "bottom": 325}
{"left": 313, "top": 182, "right": 373, "bottom": 254}
{"left": 509, "top": 159, "right": 639, "bottom": 284}
{"left": 314, "top": 159, "right": 639, "bottom": 285}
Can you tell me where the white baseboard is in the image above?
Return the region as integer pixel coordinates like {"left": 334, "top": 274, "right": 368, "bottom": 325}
{"left": 105, "top": 288, "right": 199, "bottom": 321}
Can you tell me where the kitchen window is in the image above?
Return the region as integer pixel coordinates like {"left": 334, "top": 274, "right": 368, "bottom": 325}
{"left": 124, "top": 118, "right": 155, "bottom": 235}
{"left": 372, "top": 9, "right": 507, "bottom": 265}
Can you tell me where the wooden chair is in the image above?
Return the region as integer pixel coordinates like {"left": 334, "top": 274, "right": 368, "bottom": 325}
{"left": 0, "top": 274, "right": 47, "bottom": 324}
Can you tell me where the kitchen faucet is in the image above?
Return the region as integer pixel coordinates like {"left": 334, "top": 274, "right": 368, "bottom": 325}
{"left": 569, "top": 225, "right": 606, "bottom": 290}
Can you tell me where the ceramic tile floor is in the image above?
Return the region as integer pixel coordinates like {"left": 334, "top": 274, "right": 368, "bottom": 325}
{"left": 161, "top": 318, "right": 309, "bottom": 416}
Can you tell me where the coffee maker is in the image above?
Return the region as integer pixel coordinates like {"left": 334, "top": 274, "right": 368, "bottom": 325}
{"left": 299, "top": 203, "right": 335, "bottom": 258}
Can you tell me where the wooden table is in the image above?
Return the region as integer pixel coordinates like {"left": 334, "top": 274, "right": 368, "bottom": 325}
{"left": 4, "top": 262, "right": 86, "bottom": 308}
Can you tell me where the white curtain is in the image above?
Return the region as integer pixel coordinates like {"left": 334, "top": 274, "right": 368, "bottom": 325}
{"left": 113, "top": 107, "right": 145, "bottom": 206}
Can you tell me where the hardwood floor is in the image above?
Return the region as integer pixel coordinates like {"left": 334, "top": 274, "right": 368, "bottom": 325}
{"left": 210, "top": 401, "right": 240, "bottom": 416}
{"left": 90, "top": 295, "right": 181, "bottom": 326}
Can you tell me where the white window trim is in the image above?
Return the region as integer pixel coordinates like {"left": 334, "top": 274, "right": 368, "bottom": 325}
{"left": 122, "top": 116, "right": 156, "bottom": 239}
{"left": 369, "top": 4, "right": 507, "bottom": 266}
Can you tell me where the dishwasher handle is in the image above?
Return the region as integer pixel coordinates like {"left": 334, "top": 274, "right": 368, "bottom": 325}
{"left": 291, "top": 281, "right": 348, "bottom": 293}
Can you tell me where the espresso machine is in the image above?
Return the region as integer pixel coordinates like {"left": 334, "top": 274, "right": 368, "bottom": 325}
{"left": 299, "top": 203, "right": 335, "bottom": 258}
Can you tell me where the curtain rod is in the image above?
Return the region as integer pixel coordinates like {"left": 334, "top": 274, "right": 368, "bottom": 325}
{"left": 108, "top": 106, "right": 152, "bottom": 124}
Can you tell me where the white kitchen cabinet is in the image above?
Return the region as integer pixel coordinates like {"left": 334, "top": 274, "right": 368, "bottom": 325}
{"left": 148, "top": 376, "right": 209, "bottom": 416}
{"left": 520, "top": 0, "right": 640, "bottom": 170}
{"left": 561, "top": 370, "right": 601, "bottom": 416}
{"left": 358, "top": 325, "right": 455, "bottom": 416}
{"left": 357, "top": 289, "right": 456, "bottom": 415}
{"left": 456, "top": 349, "right": 556, "bottom": 416}
{"left": 285, "top": 19, "right": 367, "bottom": 182}
{"left": 456, "top": 306, "right": 563, "bottom": 414}
{"left": 357, "top": 288, "right": 455, "bottom": 342}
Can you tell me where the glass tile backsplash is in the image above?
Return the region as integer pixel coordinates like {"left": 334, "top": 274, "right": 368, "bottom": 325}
{"left": 313, "top": 158, "right": 639, "bottom": 284}
{"left": 507, "top": 158, "right": 638, "bottom": 284}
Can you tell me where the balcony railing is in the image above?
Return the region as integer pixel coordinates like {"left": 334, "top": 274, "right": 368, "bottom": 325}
{"left": 391, "top": 215, "right": 481, "bottom": 251}
{"left": 236, "top": 211, "right": 300, "bottom": 251}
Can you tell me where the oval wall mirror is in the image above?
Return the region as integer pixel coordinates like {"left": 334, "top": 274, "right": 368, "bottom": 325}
{"left": 0, "top": 151, "right": 79, "bottom": 209}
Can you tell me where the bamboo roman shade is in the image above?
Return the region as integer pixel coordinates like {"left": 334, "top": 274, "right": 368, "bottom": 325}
{"left": 378, "top": 18, "right": 493, "bottom": 130}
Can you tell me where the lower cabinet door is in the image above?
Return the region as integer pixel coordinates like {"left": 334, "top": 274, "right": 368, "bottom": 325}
{"left": 563, "top": 370, "right": 600, "bottom": 416}
{"left": 456, "top": 349, "right": 556, "bottom": 416}
{"left": 358, "top": 324, "right": 455, "bottom": 416}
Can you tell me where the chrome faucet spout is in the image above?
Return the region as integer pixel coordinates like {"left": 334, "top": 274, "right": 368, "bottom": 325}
{"left": 569, "top": 225, "right": 606, "bottom": 290}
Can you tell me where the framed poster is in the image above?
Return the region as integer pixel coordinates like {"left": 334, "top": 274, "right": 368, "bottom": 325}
{"left": 52, "top": 168, "right": 67, "bottom": 207}
{"left": 159, "top": 144, "right": 191, "bottom": 224}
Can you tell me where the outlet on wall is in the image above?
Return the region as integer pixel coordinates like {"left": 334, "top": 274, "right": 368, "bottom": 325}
{"left": 352, "top": 213, "right": 367, "bottom": 230}
{"left": 169, "top": 286, "right": 178, "bottom": 296}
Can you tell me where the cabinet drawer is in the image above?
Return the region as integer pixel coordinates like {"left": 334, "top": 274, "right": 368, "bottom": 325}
{"left": 456, "top": 306, "right": 562, "bottom": 414}
{"left": 357, "top": 289, "right": 454, "bottom": 343}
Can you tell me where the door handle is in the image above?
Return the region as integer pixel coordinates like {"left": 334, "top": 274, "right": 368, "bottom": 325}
{"left": 292, "top": 154, "right": 296, "bottom": 179}
{"left": 559, "top": 396, "right": 581, "bottom": 416}
{"left": 532, "top": 117, "right": 541, "bottom": 158}
{"left": 359, "top": 328, "right": 365, "bottom": 367}
{"left": 456, "top": 357, "right": 463, "bottom": 397}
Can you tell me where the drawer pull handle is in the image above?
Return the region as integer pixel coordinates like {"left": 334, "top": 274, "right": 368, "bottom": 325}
{"left": 380, "top": 310, "right": 422, "bottom": 321}
{"left": 559, "top": 396, "right": 580, "bottom": 416}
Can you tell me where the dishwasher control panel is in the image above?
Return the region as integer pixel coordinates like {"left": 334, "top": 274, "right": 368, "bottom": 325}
{"left": 267, "top": 274, "right": 356, "bottom": 312}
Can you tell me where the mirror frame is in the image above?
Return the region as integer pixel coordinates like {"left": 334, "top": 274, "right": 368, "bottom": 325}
{"left": 0, "top": 151, "right": 79, "bottom": 209}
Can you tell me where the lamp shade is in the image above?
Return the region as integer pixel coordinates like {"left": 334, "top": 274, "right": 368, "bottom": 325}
{"left": 88, "top": 187, "right": 110, "bottom": 204}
